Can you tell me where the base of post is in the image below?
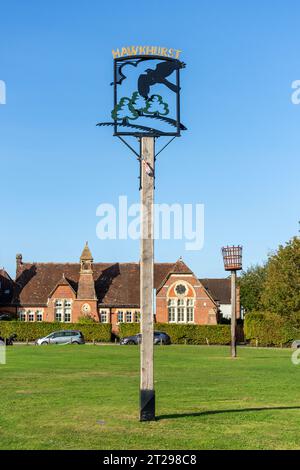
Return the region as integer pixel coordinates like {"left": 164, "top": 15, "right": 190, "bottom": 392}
{"left": 140, "top": 389, "right": 155, "bottom": 421}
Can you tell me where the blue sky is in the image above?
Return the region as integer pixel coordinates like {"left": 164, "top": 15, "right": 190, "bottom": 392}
{"left": 0, "top": 0, "right": 299, "bottom": 278}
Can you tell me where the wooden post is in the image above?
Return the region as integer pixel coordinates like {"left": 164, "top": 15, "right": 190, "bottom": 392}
{"left": 231, "top": 270, "right": 237, "bottom": 358}
{"left": 140, "top": 136, "right": 155, "bottom": 421}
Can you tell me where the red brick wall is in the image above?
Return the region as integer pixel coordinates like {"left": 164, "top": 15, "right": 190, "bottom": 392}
{"left": 45, "top": 285, "right": 76, "bottom": 322}
{"left": 13, "top": 274, "right": 221, "bottom": 327}
{"left": 156, "top": 274, "right": 218, "bottom": 325}
{"left": 72, "top": 300, "right": 98, "bottom": 322}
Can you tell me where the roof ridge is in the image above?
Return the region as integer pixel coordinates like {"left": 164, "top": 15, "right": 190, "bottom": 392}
{"left": 19, "top": 261, "right": 177, "bottom": 266}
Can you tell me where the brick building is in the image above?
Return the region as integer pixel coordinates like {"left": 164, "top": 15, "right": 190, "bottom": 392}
{"left": 0, "top": 243, "right": 239, "bottom": 331}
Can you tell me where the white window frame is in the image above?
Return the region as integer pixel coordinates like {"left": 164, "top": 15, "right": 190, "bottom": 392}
{"left": 117, "top": 309, "right": 140, "bottom": 324}
{"left": 99, "top": 309, "right": 109, "bottom": 323}
{"left": 64, "top": 300, "right": 72, "bottom": 323}
{"left": 18, "top": 309, "right": 26, "bottom": 322}
{"left": 27, "top": 311, "right": 35, "bottom": 322}
{"left": 117, "top": 311, "right": 124, "bottom": 324}
{"left": 125, "top": 311, "right": 132, "bottom": 323}
{"left": 134, "top": 311, "right": 140, "bottom": 323}
{"left": 36, "top": 310, "right": 43, "bottom": 322}
{"left": 167, "top": 297, "right": 195, "bottom": 324}
{"left": 54, "top": 299, "right": 72, "bottom": 323}
{"left": 18, "top": 308, "right": 45, "bottom": 322}
{"left": 187, "top": 299, "right": 195, "bottom": 323}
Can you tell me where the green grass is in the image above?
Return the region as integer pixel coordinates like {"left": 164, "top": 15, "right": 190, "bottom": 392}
{"left": 1, "top": 344, "right": 300, "bottom": 450}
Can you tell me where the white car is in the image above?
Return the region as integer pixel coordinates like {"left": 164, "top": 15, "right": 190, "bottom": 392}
{"left": 36, "top": 330, "right": 85, "bottom": 345}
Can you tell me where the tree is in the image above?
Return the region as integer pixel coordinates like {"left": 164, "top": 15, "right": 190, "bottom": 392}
{"left": 239, "top": 264, "right": 267, "bottom": 313}
{"left": 77, "top": 314, "right": 96, "bottom": 324}
{"left": 143, "top": 95, "right": 169, "bottom": 116}
{"left": 261, "top": 237, "right": 300, "bottom": 317}
{"left": 111, "top": 97, "right": 139, "bottom": 121}
{"left": 131, "top": 92, "right": 147, "bottom": 114}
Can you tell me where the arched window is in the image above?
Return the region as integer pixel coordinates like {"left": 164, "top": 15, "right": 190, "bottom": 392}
{"left": 167, "top": 282, "right": 195, "bottom": 324}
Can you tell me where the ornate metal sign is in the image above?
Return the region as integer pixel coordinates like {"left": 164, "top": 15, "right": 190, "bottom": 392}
{"left": 97, "top": 47, "right": 187, "bottom": 137}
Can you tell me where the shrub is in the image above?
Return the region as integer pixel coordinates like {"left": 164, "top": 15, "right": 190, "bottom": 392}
{"left": 0, "top": 321, "right": 111, "bottom": 342}
{"left": 118, "top": 323, "right": 243, "bottom": 345}
{"left": 77, "top": 314, "right": 96, "bottom": 324}
{"left": 156, "top": 324, "right": 233, "bottom": 345}
{"left": 244, "top": 312, "right": 297, "bottom": 347}
{"left": 118, "top": 323, "right": 140, "bottom": 338}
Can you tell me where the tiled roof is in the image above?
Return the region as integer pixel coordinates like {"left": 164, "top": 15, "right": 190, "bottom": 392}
{"left": 170, "top": 258, "right": 194, "bottom": 275}
{"left": 0, "top": 269, "right": 14, "bottom": 305}
{"left": 13, "top": 262, "right": 175, "bottom": 307}
{"left": 200, "top": 278, "right": 231, "bottom": 304}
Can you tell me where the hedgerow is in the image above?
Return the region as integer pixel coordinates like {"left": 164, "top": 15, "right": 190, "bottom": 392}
{"left": 0, "top": 321, "right": 112, "bottom": 342}
{"left": 118, "top": 323, "right": 244, "bottom": 345}
{"left": 244, "top": 312, "right": 297, "bottom": 347}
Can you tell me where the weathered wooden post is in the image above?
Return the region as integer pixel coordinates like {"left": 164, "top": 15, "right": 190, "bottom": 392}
{"left": 221, "top": 245, "right": 243, "bottom": 358}
{"left": 230, "top": 270, "right": 237, "bottom": 358}
{"left": 140, "top": 136, "right": 155, "bottom": 421}
{"left": 97, "top": 45, "right": 187, "bottom": 421}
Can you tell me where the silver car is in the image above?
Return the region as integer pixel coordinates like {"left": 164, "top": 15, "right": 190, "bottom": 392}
{"left": 36, "top": 330, "right": 85, "bottom": 345}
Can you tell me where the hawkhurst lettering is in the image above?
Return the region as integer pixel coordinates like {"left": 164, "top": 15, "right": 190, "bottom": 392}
{"left": 112, "top": 46, "right": 182, "bottom": 59}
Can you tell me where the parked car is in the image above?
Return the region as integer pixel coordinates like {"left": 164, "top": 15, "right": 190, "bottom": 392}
{"left": 120, "top": 331, "right": 171, "bottom": 346}
{"left": 0, "top": 314, "right": 12, "bottom": 321}
{"left": 292, "top": 340, "right": 300, "bottom": 349}
{"left": 35, "top": 330, "right": 85, "bottom": 345}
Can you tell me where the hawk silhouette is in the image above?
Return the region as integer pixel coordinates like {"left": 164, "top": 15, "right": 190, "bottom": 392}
{"left": 138, "top": 61, "right": 185, "bottom": 99}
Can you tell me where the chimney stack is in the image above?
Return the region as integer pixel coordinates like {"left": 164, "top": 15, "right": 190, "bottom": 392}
{"left": 16, "top": 253, "right": 23, "bottom": 275}
{"left": 77, "top": 243, "right": 96, "bottom": 300}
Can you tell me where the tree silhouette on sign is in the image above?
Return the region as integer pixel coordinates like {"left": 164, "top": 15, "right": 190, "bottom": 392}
{"left": 111, "top": 97, "right": 139, "bottom": 121}
{"left": 131, "top": 92, "right": 147, "bottom": 114}
{"left": 144, "top": 95, "right": 169, "bottom": 116}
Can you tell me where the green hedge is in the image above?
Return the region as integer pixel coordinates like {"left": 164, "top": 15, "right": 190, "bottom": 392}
{"left": 244, "top": 312, "right": 297, "bottom": 347}
{"left": 118, "top": 323, "right": 140, "bottom": 338}
{"left": 0, "top": 321, "right": 112, "bottom": 342}
{"left": 118, "top": 323, "right": 244, "bottom": 345}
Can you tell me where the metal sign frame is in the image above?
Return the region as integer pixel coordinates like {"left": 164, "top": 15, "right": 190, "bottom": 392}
{"left": 98, "top": 54, "right": 186, "bottom": 138}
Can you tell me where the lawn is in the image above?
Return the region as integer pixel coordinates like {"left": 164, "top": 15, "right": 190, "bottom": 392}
{"left": 0, "top": 344, "right": 300, "bottom": 450}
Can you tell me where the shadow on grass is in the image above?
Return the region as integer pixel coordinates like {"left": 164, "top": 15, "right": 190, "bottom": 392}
{"left": 157, "top": 406, "right": 300, "bottom": 421}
